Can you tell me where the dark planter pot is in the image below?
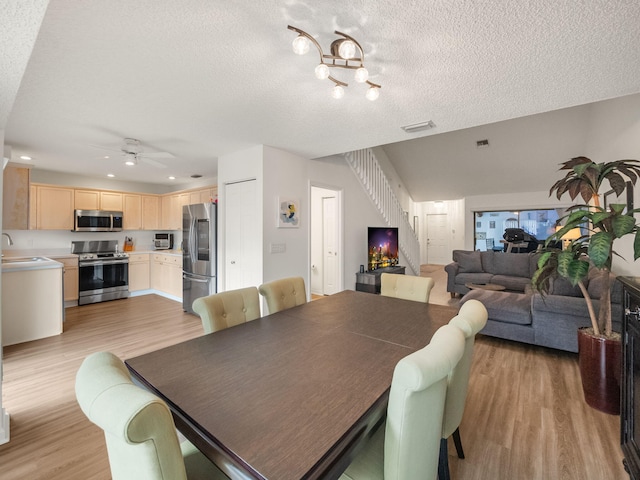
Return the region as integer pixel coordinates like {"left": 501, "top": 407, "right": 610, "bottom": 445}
{"left": 577, "top": 327, "right": 622, "bottom": 415}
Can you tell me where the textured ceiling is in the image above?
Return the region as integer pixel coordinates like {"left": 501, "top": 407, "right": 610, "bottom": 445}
{"left": 3, "top": 1, "right": 640, "bottom": 197}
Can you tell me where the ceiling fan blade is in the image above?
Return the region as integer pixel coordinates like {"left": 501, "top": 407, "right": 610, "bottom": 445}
{"left": 140, "top": 157, "right": 168, "bottom": 169}
{"left": 88, "top": 143, "right": 122, "bottom": 153}
{"left": 140, "top": 151, "right": 175, "bottom": 159}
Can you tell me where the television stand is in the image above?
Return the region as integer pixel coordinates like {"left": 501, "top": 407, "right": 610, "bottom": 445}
{"left": 355, "top": 266, "right": 405, "bottom": 294}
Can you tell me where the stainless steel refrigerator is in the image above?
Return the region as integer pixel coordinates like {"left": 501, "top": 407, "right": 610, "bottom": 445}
{"left": 182, "top": 203, "right": 217, "bottom": 313}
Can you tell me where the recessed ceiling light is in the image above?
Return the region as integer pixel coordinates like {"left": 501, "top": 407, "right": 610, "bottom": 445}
{"left": 104, "top": 155, "right": 110, "bottom": 159}
{"left": 20, "top": 155, "right": 32, "bottom": 160}
{"left": 168, "top": 176, "right": 176, "bottom": 180}
{"left": 107, "top": 173, "right": 115, "bottom": 178}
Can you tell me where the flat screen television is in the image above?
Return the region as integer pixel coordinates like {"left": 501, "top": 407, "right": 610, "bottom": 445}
{"left": 367, "top": 227, "right": 399, "bottom": 271}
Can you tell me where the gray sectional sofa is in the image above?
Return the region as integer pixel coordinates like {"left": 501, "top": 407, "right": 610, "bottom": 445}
{"left": 445, "top": 250, "right": 622, "bottom": 352}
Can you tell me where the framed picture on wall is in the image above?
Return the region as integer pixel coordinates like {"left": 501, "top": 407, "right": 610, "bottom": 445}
{"left": 278, "top": 197, "right": 300, "bottom": 228}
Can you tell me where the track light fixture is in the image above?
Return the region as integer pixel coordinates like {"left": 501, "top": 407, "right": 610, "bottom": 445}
{"left": 287, "top": 25, "right": 381, "bottom": 101}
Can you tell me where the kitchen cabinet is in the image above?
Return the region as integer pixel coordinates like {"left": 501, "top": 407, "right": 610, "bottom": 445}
{"left": 29, "top": 185, "right": 37, "bottom": 230}
{"left": 123, "top": 194, "right": 142, "bottom": 230}
{"left": 151, "top": 253, "right": 182, "bottom": 298}
{"left": 142, "top": 195, "right": 160, "bottom": 230}
{"left": 188, "top": 187, "right": 218, "bottom": 205}
{"left": 128, "top": 253, "right": 150, "bottom": 292}
{"left": 160, "top": 194, "right": 183, "bottom": 230}
{"left": 74, "top": 189, "right": 101, "bottom": 210}
{"left": 2, "top": 164, "right": 30, "bottom": 230}
{"left": 51, "top": 255, "right": 79, "bottom": 302}
{"left": 100, "top": 191, "right": 123, "bottom": 211}
{"left": 35, "top": 185, "right": 74, "bottom": 230}
{"left": 74, "top": 189, "right": 123, "bottom": 211}
{"left": 1, "top": 259, "right": 64, "bottom": 346}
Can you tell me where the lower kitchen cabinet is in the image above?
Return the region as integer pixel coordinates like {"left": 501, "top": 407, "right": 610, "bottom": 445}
{"left": 49, "top": 255, "right": 79, "bottom": 303}
{"left": 151, "top": 253, "right": 182, "bottom": 298}
{"left": 128, "top": 253, "right": 150, "bottom": 292}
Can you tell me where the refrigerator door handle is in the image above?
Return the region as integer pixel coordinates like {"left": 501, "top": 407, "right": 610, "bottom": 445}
{"left": 184, "top": 274, "right": 210, "bottom": 283}
{"left": 190, "top": 216, "right": 197, "bottom": 264}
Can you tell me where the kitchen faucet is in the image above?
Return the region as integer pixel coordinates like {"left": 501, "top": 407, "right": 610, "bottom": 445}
{"left": 2, "top": 233, "right": 13, "bottom": 246}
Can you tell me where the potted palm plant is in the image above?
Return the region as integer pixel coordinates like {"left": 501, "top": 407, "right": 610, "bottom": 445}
{"left": 532, "top": 156, "right": 640, "bottom": 415}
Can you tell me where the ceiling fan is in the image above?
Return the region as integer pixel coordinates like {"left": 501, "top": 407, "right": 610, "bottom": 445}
{"left": 91, "top": 138, "right": 175, "bottom": 168}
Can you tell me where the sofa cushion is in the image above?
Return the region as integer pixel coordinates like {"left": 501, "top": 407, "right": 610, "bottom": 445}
{"left": 455, "top": 250, "right": 483, "bottom": 273}
{"left": 481, "top": 251, "right": 496, "bottom": 274}
{"left": 461, "top": 290, "right": 532, "bottom": 326}
{"left": 549, "top": 276, "right": 584, "bottom": 297}
{"left": 493, "top": 252, "right": 531, "bottom": 277}
{"left": 455, "top": 272, "right": 494, "bottom": 286}
{"left": 491, "top": 275, "right": 531, "bottom": 292}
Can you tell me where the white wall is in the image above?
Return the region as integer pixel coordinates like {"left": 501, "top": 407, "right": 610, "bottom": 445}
{"left": 584, "top": 94, "right": 640, "bottom": 275}
{"left": 309, "top": 154, "right": 410, "bottom": 290}
{"left": 262, "top": 146, "right": 309, "bottom": 285}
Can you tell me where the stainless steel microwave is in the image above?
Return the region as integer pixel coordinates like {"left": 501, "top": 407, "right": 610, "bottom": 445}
{"left": 74, "top": 210, "right": 123, "bottom": 232}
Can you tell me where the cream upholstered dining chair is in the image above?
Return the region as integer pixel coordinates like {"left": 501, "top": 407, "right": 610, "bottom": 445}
{"left": 258, "top": 276, "right": 307, "bottom": 314}
{"left": 192, "top": 286, "right": 260, "bottom": 334}
{"left": 380, "top": 273, "right": 435, "bottom": 303}
{"left": 339, "top": 324, "right": 466, "bottom": 480}
{"left": 438, "top": 299, "right": 488, "bottom": 480}
{"left": 75, "top": 351, "right": 228, "bottom": 480}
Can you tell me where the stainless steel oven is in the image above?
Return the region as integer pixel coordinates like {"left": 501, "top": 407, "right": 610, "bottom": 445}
{"left": 72, "top": 240, "right": 129, "bottom": 305}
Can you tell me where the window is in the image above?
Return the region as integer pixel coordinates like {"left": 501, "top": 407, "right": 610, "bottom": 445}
{"left": 474, "top": 209, "right": 563, "bottom": 251}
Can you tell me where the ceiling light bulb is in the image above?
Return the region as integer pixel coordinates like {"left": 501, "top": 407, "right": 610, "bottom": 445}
{"left": 20, "top": 155, "right": 32, "bottom": 160}
{"left": 331, "top": 85, "right": 345, "bottom": 99}
{"left": 366, "top": 86, "right": 380, "bottom": 101}
{"left": 315, "top": 63, "right": 330, "bottom": 80}
{"left": 107, "top": 173, "right": 115, "bottom": 177}
{"left": 354, "top": 67, "right": 369, "bottom": 83}
{"left": 125, "top": 160, "right": 135, "bottom": 166}
{"left": 168, "top": 176, "right": 176, "bottom": 180}
{"left": 292, "top": 35, "right": 310, "bottom": 55}
{"left": 338, "top": 40, "right": 356, "bottom": 59}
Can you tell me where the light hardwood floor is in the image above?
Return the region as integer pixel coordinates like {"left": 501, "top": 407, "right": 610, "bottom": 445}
{"left": 0, "top": 271, "right": 628, "bottom": 479}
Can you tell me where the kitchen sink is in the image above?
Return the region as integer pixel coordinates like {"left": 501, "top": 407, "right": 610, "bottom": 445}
{"left": 1, "top": 256, "right": 50, "bottom": 264}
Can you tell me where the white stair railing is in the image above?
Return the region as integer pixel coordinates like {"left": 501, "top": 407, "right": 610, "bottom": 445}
{"left": 345, "top": 149, "right": 420, "bottom": 275}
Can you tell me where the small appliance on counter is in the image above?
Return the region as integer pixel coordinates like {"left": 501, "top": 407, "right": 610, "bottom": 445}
{"left": 154, "top": 233, "right": 174, "bottom": 250}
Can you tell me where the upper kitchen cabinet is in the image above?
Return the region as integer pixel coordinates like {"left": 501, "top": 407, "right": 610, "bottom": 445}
{"left": 34, "top": 184, "right": 74, "bottom": 230}
{"left": 123, "top": 194, "right": 142, "bottom": 230}
{"left": 2, "top": 164, "right": 30, "bottom": 230}
{"left": 100, "top": 191, "right": 123, "bottom": 211}
{"left": 142, "top": 195, "right": 160, "bottom": 230}
{"left": 74, "top": 189, "right": 123, "bottom": 211}
{"left": 189, "top": 186, "right": 218, "bottom": 205}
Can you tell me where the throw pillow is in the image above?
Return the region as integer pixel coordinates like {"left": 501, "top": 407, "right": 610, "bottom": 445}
{"left": 457, "top": 250, "right": 483, "bottom": 273}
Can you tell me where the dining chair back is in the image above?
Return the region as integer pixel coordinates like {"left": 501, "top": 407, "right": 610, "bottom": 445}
{"left": 258, "top": 276, "right": 307, "bottom": 314}
{"left": 192, "top": 286, "right": 260, "bottom": 334}
{"left": 340, "top": 324, "right": 466, "bottom": 480}
{"left": 75, "top": 351, "right": 227, "bottom": 480}
{"left": 438, "top": 299, "right": 488, "bottom": 480}
{"left": 380, "top": 273, "right": 435, "bottom": 303}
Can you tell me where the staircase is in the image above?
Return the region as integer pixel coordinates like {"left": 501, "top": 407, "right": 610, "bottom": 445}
{"left": 345, "top": 149, "right": 420, "bottom": 275}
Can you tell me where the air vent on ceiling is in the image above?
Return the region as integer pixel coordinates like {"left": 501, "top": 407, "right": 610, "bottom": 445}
{"left": 476, "top": 139, "right": 489, "bottom": 148}
{"left": 191, "top": 174, "right": 202, "bottom": 178}
{"left": 401, "top": 120, "right": 436, "bottom": 133}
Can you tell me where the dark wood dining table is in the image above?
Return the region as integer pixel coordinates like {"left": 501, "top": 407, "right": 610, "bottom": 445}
{"left": 125, "top": 290, "right": 458, "bottom": 480}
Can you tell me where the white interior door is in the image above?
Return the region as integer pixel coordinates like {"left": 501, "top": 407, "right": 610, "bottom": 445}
{"left": 310, "top": 186, "right": 342, "bottom": 296}
{"left": 225, "top": 179, "right": 261, "bottom": 291}
{"left": 322, "top": 196, "right": 338, "bottom": 295}
{"left": 426, "top": 213, "right": 449, "bottom": 265}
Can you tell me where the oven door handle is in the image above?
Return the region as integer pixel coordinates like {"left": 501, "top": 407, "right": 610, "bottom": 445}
{"left": 80, "top": 260, "right": 129, "bottom": 267}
